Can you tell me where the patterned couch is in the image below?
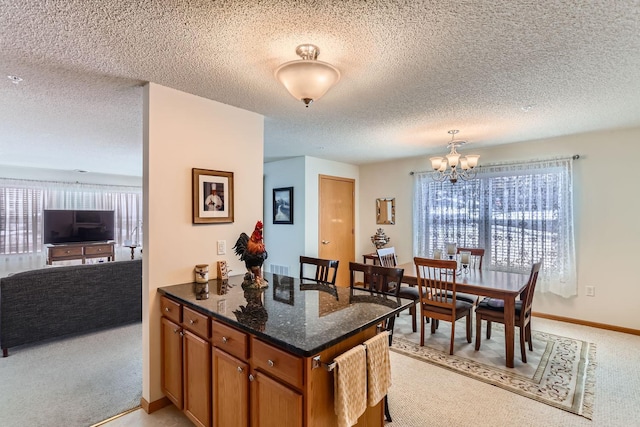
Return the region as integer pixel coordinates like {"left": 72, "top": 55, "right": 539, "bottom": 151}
{"left": 0, "top": 259, "right": 142, "bottom": 357}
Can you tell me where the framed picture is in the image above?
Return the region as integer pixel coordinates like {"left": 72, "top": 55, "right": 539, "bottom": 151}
{"left": 273, "top": 187, "right": 293, "bottom": 224}
{"left": 192, "top": 168, "right": 234, "bottom": 224}
{"left": 272, "top": 274, "right": 294, "bottom": 305}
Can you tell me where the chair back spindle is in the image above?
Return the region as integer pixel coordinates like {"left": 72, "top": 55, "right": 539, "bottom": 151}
{"left": 299, "top": 256, "right": 339, "bottom": 285}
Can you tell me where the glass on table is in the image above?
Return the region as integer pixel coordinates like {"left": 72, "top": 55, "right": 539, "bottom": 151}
{"left": 460, "top": 250, "right": 471, "bottom": 274}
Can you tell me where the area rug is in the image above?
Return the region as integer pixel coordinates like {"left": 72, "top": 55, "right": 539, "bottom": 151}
{"left": 0, "top": 323, "right": 142, "bottom": 427}
{"left": 390, "top": 323, "right": 596, "bottom": 419}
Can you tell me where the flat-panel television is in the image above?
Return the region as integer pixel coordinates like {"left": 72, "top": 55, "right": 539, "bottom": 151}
{"left": 43, "top": 210, "right": 115, "bottom": 244}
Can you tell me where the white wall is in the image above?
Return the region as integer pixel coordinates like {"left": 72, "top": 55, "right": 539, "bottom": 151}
{"left": 143, "top": 83, "right": 264, "bottom": 404}
{"left": 263, "top": 157, "right": 306, "bottom": 276}
{"left": 359, "top": 127, "right": 640, "bottom": 330}
{"left": 263, "top": 156, "right": 360, "bottom": 275}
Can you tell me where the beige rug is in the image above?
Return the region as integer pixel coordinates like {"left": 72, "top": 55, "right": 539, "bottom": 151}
{"left": 390, "top": 320, "right": 596, "bottom": 419}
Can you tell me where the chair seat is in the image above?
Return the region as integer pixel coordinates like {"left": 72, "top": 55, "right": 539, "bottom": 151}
{"left": 397, "top": 285, "right": 422, "bottom": 301}
{"left": 442, "top": 290, "right": 478, "bottom": 305}
{"left": 477, "top": 298, "right": 523, "bottom": 315}
{"left": 424, "top": 298, "right": 473, "bottom": 315}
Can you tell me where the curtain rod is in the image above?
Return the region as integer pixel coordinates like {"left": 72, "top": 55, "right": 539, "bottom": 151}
{"left": 409, "top": 154, "right": 580, "bottom": 175}
{"left": 0, "top": 176, "right": 142, "bottom": 190}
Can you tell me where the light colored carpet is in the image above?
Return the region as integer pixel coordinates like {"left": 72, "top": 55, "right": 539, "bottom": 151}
{"left": 0, "top": 323, "right": 142, "bottom": 427}
{"left": 390, "top": 320, "right": 595, "bottom": 419}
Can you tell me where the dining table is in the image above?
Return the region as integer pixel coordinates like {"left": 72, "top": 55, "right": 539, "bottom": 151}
{"left": 395, "top": 261, "right": 530, "bottom": 368}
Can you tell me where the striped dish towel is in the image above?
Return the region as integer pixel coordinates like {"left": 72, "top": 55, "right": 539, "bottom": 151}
{"left": 333, "top": 344, "right": 367, "bottom": 427}
{"left": 363, "top": 331, "right": 391, "bottom": 406}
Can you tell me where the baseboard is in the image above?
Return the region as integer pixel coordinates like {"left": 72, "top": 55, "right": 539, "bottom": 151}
{"left": 140, "top": 396, "right": 172, "bottom": 414}
{"left": 90, "top": 406, "right": 140, "bottom": 426}
{"left": 533, "top": 312, "right": 640, "bottom": 336}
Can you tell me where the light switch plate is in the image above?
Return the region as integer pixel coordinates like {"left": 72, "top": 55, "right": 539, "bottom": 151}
{"left": 217, "top": 240, "right": 226, "bottom": 255}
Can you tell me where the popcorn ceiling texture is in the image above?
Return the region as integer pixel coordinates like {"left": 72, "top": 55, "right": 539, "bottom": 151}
{"left": 1, "top": 0, "right": 639, "bottom": 175}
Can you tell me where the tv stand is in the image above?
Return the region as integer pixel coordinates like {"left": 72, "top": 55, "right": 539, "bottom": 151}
{"left": 46, "top": 242, "right": 115, "bottom": 265}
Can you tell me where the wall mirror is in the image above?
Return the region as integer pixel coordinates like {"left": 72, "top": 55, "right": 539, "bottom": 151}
{"left": 376, "top": 198, "right": 395, "bottom": 225}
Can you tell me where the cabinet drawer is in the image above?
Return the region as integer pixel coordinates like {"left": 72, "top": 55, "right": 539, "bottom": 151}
{"left": 251, "top": 338, "right": 303, "bottom": 389}
{"left": 50, "top": 246, "right": 83, "bottom": 257}
{"left": 183, "top": 306, "right": 210, "bottom": 338}
{"left": 211, "top": 320, "right": 248, "bottom": 361}
{"left": 160, "top": 296, "right": 182, "bottom": 324}
{"left": 85, "top": 244, "right": 112, "bottom": 255}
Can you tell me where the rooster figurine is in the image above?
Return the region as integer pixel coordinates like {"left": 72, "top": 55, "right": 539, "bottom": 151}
{"left": 233, "top": 220, "right": 269, "bottom": 288}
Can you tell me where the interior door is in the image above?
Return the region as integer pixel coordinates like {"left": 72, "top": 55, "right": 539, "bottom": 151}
{"left": 319, "top": 175, "right": 355, "bottom": 286}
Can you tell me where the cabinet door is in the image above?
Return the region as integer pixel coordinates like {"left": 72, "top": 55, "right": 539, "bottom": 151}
{"left": 160, "top": 317, "right": 183, "bottom": 408}
{"left": 250, "top": 371, "right": 302, "bottom": 427}
{"left": 183, "top": 330, "right": 211, "bottom": 427}
{"left": 212, "top": 348, "right": 248, "bottom": 427}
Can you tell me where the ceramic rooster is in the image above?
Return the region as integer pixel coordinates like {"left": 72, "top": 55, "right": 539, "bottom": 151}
{"left": 233, "top": 220, "right": 268, "bottom": 288}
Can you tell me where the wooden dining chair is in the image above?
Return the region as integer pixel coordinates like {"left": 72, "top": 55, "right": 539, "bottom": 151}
{"left": 474, "top": 261, "right": 542, "bottom": 363}
{"left": 348, "top": 261, "right": 404, "bottom": 423}
{"left": 376, "top": 247, "right": 422, "bottom": 332}
{"left": 413, "top": 257, "right": 473, "bottom": 355}
{"left": 299, "top": 256, "right": 339, "bottom": 285}
{"left": 449, "top": 247, "right": 486, "bottom": 305}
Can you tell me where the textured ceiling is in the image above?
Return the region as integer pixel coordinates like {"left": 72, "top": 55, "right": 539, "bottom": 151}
{"left": 1, "top": 1, "right": 639, "bottom": 177}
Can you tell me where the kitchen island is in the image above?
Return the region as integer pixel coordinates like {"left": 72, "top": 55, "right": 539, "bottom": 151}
{"left": 158, "top": 272, "right": 412, "bottom": 427}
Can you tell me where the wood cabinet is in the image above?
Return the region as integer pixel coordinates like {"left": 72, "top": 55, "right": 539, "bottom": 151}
{"left": 46, "top": 242, "right": 114, "bottom": 264}
{"left": 183, "top": 330, "right": 211, "bottom": 427}
{"left": 212, "top": 348, "right": 249, "bottom": 427}
{"left": 160, "top": 317, "right": 183, "bottom": 408}
{"left": 251, "top": 371, "right": 303, "bottom": 427}
{"left": 160, "top": 296, "right": 211, "bottom": 427}
{"left": 160, "top": 294, "right": 383, "bottom": 427}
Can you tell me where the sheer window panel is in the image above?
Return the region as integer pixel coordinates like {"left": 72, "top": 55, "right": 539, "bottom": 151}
{"left": 413, "top": 158, "right": 577, "bottom": 297}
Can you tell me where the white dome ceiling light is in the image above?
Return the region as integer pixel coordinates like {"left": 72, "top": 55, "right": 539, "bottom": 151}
{"left": 275, "top": 44, "right": 340, "bottom": 107}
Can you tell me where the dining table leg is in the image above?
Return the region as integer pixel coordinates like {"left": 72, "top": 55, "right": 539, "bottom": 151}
{"left": 503, "top": 296, "right": 515, "bottom": 368}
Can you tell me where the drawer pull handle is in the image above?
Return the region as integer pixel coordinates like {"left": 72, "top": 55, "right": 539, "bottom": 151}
{"left": 189, "top": 319, "right": 197, "bottom": 325}
{"left": 179, "top": 331, "right": 184, "bottom": 337}
{"left": 173, "top": 328, "right": 180, "bottom": 334}
{"left": 65, "top": 250, "right": 70, "bottom": 254}
{"left": 237, "top": 366, "right": 244, "bottom": 373}
{"left": 222, "top": 337, "right": 228, "bottom": 344}
{"left": 165, "top": 307, "right": 170, "bottom": 312}
{"left": 267, "top": 359, "right": 274, "bottom": 367}
{"left": 249, "top": 374, "right": 255, "bottom": 382}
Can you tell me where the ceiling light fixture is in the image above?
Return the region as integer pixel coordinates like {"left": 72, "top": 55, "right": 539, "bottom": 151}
{"left": 429, "top": 130, "right": 480, "bottom": 184}
{"left": 274, "top": 44, "right": 340, "bottom": 107}
{"left": 7, "top": 75, "right": 23, "bottom": 84}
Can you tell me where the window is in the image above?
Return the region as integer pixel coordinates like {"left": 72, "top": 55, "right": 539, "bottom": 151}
{"left": 0, "top": 179, "right": 142, "bottom": 256}
{"left": 413, "top": 158, "right": 577, "bottom": 297}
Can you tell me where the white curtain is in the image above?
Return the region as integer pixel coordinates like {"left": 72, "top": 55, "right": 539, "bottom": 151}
{"left": 413, "top": 158, "right": 577, "bottom": 297}
{"left": 0, "top": 178, "right": 142, "bottom": 275}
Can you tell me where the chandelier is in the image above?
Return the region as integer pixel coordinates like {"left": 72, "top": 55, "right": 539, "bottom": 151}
{"left": 274, "top": 44, "right": 341, "bottom": 107}
{"left": 429, "top": 130, "right": 480, "bottom": 183}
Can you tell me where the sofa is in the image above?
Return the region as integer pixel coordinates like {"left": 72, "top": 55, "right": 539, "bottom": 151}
{"left": 1, "top": 259, "right": 142, "bottom": 357}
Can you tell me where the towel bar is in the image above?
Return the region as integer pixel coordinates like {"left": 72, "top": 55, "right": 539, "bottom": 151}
{"left": 312, "top": 326, "right": 389, "bottom": 371}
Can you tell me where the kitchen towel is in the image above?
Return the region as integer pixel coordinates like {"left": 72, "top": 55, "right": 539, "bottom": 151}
{"left": 364, "top": 331, "right": 391, "bottom": 406}
{"left": 333, "top": 344, "right": 367, "bottom": 427}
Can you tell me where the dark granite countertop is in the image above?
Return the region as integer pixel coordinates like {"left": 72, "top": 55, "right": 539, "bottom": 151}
{"left": 158, "top": 272, "right": 413, "bottom": 357}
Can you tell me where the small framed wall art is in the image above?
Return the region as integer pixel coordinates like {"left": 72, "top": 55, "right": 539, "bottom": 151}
{"left": 192, "top": 168, "right": 234, "bottom": 224}
{"left": 273, "top": 187, "right": 293, "bottom": 224}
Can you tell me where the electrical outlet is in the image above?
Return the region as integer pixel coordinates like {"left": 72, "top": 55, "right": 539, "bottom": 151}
{"left": 585, "top": 286, "right": 595, "bottom": 297}
{"left": 217, "top": 240, "right": 226, "bottom": 255}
